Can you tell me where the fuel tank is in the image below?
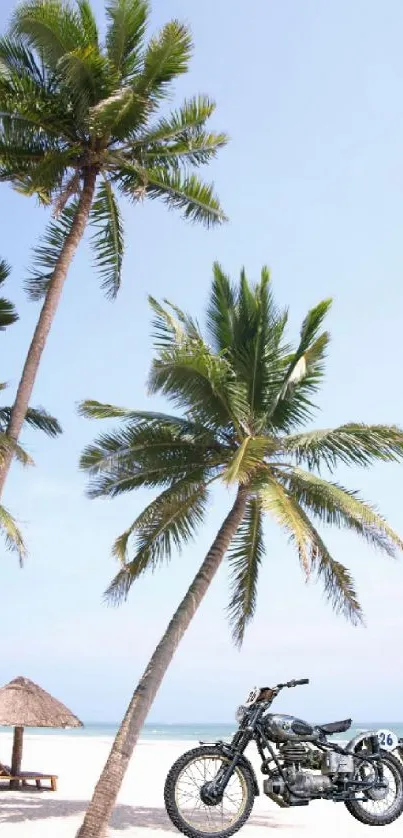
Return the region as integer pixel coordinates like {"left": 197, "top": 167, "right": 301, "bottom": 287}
{"left": 263, "top": 713, "right": 317, "bottom": 743}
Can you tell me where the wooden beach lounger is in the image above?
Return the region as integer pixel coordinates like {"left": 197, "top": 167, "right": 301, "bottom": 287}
{"left": 0, "top": 762, "right": 57, "bottom": 790}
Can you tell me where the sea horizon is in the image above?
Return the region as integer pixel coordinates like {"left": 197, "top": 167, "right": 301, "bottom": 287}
{"left": 1, "top": 721, "right": 402, "bottom": 742}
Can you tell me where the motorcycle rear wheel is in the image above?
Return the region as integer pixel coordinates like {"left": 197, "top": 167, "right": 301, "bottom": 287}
{"left": 164, "top": 745, "right": 256, "bottom": 838}
{"left": 345, "top": 749, "right": 403, "bottom": 825}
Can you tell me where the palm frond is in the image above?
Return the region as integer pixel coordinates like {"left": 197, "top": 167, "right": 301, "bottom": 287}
{"left": 80, "top": 418, "right": 225, "bottom": 495}
{"left": 78, "top": 399, "right": 214, "bottom": 434}
{"left": 0, "top": 134, "right": 56, "bottom": 167}
{"left": 206, "top": 263, "right": 237, "bottom": 353}
{"left": 144, "top": 167, "right": 227, "bottom": 227}
{"left": 0, "top": 258, "right": 18, "bottom": 329}
{"left": 131, "top": 95, "right": 217, "bottom": 146}
{"left": 0, "top": 406, "right": 61, "bottom": 437}
{"left": 259, "top": 476, "right": 312, "bottom": 575}
{"left": 11, "top": 0, "right": 91, "bottom": 72}
{"left": 259, "top": 473, "right": 363, "bottom": 623}
{"left": 283, "top": 299, "right": 332, "bottom": 392}
{"left": 105, "top": 478, "right": 208, "bottom": 604}
{"left": 104, "top": 20, "right": 193, "bottom": 140}
{"left": 136, "top": 20, "right": 192, "bottom": 100}
{"left": 11, "top": 147, "right": 77, "bottom": 204}
{"left": 106, "top": 0, "right": 148, "bottom": 79}
{"left": 25, "top": 199, "right": 78, "bottom": 300}
{"left": 223, "top": 437, "right": 275, "bottom": 485}
{"left": 231, "top": 267, "right": 290, "bottom": 420}
{"left": 76, "top": 0, "right": 99, "bottom": 46}
{"left": 57, "top": 45, "right": 112, "bottom": 117}
{"left": 0, "top": 35, "right": 44, "bottom": 83}
{"left": 0, "top": 47, "right": 76, "bottom": 143}
{"left": 227, "top": 496, "right": 265, "bottom": 646}
{"left": 275, "top": 466, "right": 403, "bottom": 556}
{"left": 0, "top": 432, "right": 33, "bottom": 467}
{"left": 0, "top": 259, "right": 11, "bottom": 287}
{"left": 148, "top": 295, "right": 200, "bottom": 348}
{"left": 126, "top": 96, "right": 228, "bottom": 167}
{"left": 0, "top": 92, "right": 76, "bottom": 148}
{"left": 148, "top": 338, "right": 249, "bottom": 434}
{"left": 90, "top": 178, "right": 124, "bottom": 298}
{"left": 297, "top": 299, "right": 333, "bottom": 355}
{"left": 282, "top": 424, "right": 403, "bottom": 471}
{"left": 267, "top": 299, "right": 332, "bottom": 431}
{"left": 118, "top": 163, "right": 227, "bottom": 227}
{"left": 0, "top": 503, "right": 27, "bottom": 566}
{"left": 141, "top": 131, "right": 228, "bottom": 168}
{"left": 297, "top": 506, "right": 363, "bottom": 624}
{"left": 78, "top": 399, "right": 137, "bottom": 421}
{"left": 88, "top": 87, "right": 141, "bottom": 137}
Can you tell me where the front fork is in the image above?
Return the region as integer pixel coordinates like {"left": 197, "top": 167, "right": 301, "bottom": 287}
{"left": 200, "top": 730, "right": 255, "bottom": 804}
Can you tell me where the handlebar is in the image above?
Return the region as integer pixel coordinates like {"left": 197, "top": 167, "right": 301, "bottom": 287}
{"left": 276, "top": 678, "right": 310, "bottom": 689}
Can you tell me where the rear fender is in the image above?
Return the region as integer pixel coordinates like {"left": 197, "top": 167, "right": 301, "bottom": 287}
{"left": 345, "top": 731, "right": 380, "bottom": 754}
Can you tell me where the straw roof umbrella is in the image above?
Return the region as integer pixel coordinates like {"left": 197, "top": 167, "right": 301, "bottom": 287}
{"left": 0, "top": 676, "right": 83, "bottom": 786}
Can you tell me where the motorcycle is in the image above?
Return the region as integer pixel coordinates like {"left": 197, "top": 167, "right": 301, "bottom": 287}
{"left": 164, "top": 678, "right": 403, "bottom": 838}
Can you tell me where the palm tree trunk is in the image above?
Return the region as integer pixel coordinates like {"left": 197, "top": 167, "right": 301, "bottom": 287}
{"left": 0, "top": 168, "right": 98, "bottom": 498}
{"left": 76, "top": 486, "right": 248, "bottom": 838}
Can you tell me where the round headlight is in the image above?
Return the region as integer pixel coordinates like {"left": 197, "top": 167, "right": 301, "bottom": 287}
{"left": 235, "top": 705, "right": 245, "bottom": 723}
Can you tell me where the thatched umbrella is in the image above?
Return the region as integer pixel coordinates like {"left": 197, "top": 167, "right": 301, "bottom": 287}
{"left": 0, "top": 676, "right": 83, "bottom": 785}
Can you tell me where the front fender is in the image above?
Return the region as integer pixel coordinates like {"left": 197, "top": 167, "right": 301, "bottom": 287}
{"left": 236, "top": 754, "right": 260, "bottom": 796}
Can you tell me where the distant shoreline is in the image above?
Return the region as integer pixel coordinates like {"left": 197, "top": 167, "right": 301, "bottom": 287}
{"left": 1, "top": 721, "right": 402, "bottom": 742}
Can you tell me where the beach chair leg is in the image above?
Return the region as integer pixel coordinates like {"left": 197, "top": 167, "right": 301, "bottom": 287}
{"left": 51, "top": 776, "right": 57, "bottom": 792}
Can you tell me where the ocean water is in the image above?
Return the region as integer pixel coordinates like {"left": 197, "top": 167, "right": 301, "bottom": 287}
{"left": 1, "top": 721, "right": 402, "bottom": 743}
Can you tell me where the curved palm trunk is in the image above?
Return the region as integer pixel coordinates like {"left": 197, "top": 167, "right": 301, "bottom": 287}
{"left": 76, "top": 487, "right": 248, "bottom": 838}
{"left": 0, "top": 168, "right": 98, "bottom": 498}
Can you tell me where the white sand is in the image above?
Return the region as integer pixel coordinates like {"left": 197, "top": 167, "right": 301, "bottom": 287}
{"left": 0, "top": 732, "right": 402, "bottom": 837}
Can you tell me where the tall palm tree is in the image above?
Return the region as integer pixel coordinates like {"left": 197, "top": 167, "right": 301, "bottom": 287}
{"left": 0, "top": 0, "right": 227, "bottom": 495}
{"left": 77, "top": 265, "right": 403, "bottom": 838}
{"left": 0, "top": 258, "right": 61, "bottom": 562}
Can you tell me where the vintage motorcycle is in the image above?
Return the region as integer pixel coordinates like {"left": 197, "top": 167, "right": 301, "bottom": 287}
{"left": 164, "top": 678, "right": 403, "bottom": 838}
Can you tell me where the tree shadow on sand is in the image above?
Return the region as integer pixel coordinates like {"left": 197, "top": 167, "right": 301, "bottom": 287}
{"left": 0, "top": 795, "right": 294, "bottom": 830}
{"left": 0, "top": 797, "right": 174, "bottom": 829}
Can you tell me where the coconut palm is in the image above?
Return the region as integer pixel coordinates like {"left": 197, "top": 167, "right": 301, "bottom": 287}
{"left": 0, "top": 258, "right": 61, "bottom": 563}
{"left": 77, "top": 265, "right": 403, "bottom": 838}
{"left": 0, "top": 0, "right": 227, "bottom": 495}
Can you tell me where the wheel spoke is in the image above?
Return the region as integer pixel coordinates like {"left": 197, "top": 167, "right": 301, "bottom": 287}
{"left": 173, "top": 753, "right": 249, "bottom": 834}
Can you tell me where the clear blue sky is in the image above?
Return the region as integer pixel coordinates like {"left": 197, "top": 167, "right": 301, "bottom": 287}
{"left": 1, "top": 0, "right": 403, "bottom": 726}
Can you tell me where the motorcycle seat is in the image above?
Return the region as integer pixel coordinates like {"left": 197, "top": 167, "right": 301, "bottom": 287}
{"left": 318, "top": 719, "right": 352, "bottom": 735}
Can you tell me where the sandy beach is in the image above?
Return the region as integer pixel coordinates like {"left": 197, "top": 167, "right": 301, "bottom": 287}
{"left": 0, "top": 732, "right": 402, "bottom": 837}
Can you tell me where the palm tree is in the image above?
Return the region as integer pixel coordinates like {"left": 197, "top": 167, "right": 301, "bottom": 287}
{"left": 0, "top": 258, "right": 61, "bottom": 562}
{"left": 77, "top": 265, "right": 403, "bottom": 838}
{"left": 0, "top": 0, "right": 227, "bottom": 495}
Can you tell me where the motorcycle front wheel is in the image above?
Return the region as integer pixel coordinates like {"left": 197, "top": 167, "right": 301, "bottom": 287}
{"left": 345, "top": 749, "right": 403, "bottom": 825}
{"left": 164, "top": 745, "right": 256, "bottom": 838}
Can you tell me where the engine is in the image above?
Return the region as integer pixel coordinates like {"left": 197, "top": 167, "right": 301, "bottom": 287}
{"left": 263, "top": 743, "right": 355, "bottom": 806}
